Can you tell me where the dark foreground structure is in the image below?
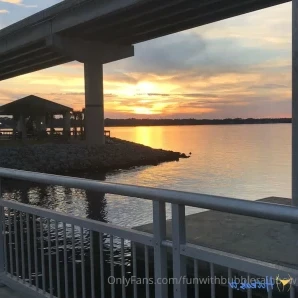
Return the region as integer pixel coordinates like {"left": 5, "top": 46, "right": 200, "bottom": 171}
{"left": 0, "top": 95, "right": 72, "bottom": 140}
{"left": 0, "top": 138, "right": 188, "bottom": 174}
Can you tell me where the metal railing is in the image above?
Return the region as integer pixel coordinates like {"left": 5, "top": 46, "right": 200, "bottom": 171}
{"left": 0, "top": 167, "right": 297, "bottom": 298}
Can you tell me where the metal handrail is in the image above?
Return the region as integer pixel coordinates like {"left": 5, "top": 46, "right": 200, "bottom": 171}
{"left": 0, "top": 167, "right": 297, "bottom": 298}
{"left": 0, "top": 167, "right": 296, "bottom": 224}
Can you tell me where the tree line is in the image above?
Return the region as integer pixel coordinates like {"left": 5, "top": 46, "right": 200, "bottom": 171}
{"left": 0, "top": 117, "right": 292, "bottom": 128}
{"left": 104, "top": 118, "right": 291, "bottom": 126}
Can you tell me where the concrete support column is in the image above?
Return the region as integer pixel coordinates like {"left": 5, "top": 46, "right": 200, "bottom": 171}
{"left": 36, "top": 116, "right": 46, "bottom": 132}
{"left": 49, "top": 114, "right": 54, "bottom": 136}
{"left": 35, "top": 118, "right": 41, "bottom": 132}
{"left": 293, "top": 0, "right": 298, "bottom": 206}
{"left": 63, "top": 112, "right": 71, "bottom": 137}
{"left": 47, "top": 35, "right": 134, "bottom": 145}
{"left": 82, "top": 109, "right": 85, "bottom": 139}
{"left": 12, "top": 115, "right": 17, "bottom": 140}
{"left": 84, "top": 61, "right": 105, "bottom": 145}
{"left": 18, "top": 115, "right": 26, "bottom": 140}
{"left": 40, "top": 116, "right": 46, "bottom": 131}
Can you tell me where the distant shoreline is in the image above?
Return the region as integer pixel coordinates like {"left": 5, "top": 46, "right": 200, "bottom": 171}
{"left": 0, "top": 117, "right": 292, "bottom": 129}
{"left": 104, "top": 118, "right": 291, "bottom": 127}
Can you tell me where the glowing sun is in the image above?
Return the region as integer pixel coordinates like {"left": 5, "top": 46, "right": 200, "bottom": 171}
{"left": 133, "top": 107, "right": 154, "bottom": 115}
{"left": 137, "top": 82, "right": 155, "bottom": 94}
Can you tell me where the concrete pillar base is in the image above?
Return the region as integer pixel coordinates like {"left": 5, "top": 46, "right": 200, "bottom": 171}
{"left": 84, "top": 106, "right": 105, "bottom": 145}
{"left": 63, "top": 111, "right": 71, "bottom": 138}
{"left": 18, "top": 115, "right": 26, "bottom": 141}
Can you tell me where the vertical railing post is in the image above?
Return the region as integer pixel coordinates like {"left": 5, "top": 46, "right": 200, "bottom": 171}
{"left": 172, "top": 204, "right": 187, "bottom": 298}
{"left": 0, "top": 178, "right": 5, "bottom": 286}
{"left": 293, "top": 0, "right": 298, "bottom": 206}
{"left": 153, "top": 201, "right": 168, "bottom": 298}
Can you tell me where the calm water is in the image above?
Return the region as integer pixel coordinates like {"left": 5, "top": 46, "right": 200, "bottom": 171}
{"left": 2, "top": 124, "right": 291, "bottom": 227}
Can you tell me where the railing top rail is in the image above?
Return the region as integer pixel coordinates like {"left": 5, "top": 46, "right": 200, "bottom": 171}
{"left": 0, "top": 167, "right": 297, "bottom": 224}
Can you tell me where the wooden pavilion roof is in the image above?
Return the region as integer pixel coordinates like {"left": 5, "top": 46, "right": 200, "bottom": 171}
{"left": 0, "top": 95, "right": 72, "bottom": 117}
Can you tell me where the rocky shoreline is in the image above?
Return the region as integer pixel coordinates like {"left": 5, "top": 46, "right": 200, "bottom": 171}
{"left": 0, "top": 138, "right": 189, "bottom": 174}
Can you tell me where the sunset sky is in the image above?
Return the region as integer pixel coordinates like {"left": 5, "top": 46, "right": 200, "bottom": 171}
{"left": 0, "top": 0, "right": 292, "bottom": 119}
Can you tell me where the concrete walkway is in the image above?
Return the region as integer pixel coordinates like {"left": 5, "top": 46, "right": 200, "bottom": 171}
{"left": 0, "top": 286, "right": 24, "bottom": 298}
{"left": 136, "top": 197, "right": 298, "bottom": 269}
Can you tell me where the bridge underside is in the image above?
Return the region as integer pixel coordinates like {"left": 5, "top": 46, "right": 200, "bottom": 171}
{"left": 0, "top": 0, "right": 289, "bottom": 80}
{"left": 0, "top": 41, "right": 71, "bottom": 81}
{"left": 0, "top": 0, "right": 295, "bottom": 149}
{"left": 62, "top": 0, "right": 289, "bottom": 44}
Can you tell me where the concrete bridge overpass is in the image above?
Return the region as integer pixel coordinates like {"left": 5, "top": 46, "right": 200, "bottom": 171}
{"left": 0, "top": 0, "right": 290, "bottom": 81}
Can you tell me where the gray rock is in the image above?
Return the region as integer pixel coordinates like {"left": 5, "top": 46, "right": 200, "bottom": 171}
{"left": 0, "top": 137, "right": 188, "bottom": 174}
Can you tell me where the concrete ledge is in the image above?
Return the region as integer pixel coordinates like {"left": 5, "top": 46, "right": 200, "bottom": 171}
{"left": 0, "top": 286, "right": 24, "bottom": 298}
{"left": 136, "top": 197, "right": 298, "bottom": 269}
